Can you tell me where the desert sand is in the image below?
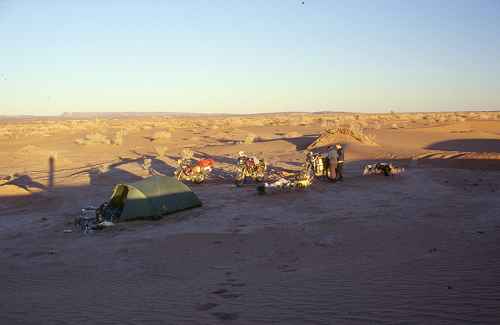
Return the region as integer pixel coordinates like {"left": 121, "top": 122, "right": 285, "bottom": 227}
{"left": 1, "top": 111, "right": 500, "bottom": 324}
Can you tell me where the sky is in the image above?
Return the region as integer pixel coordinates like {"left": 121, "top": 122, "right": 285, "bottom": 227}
{"left": 1, "top": 0, "right": 500, "bottom": 116}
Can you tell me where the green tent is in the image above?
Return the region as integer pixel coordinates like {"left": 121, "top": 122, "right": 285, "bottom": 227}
{"left": 108, "top": 176, "right": 202, "bottom": 221}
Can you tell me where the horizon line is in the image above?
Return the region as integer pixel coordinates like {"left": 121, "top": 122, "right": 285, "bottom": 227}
{"left": 1, "top": 108, "right": 500, "bottom": 118}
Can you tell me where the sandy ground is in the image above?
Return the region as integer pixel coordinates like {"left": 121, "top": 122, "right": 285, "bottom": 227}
{"left": 1, "top": 113, "right": 500, "bottom": 324}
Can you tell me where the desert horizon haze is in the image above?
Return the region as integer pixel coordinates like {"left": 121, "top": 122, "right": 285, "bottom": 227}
{"left": 1, "top": 1, "right": 500, "bottom": 115}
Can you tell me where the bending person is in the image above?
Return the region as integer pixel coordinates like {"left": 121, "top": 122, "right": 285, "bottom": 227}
{"left": 335, "top": 144, "right": 344, "bottom": 181}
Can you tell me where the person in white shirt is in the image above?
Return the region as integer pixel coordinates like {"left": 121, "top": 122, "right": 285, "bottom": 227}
{"left": 326, "top": 145, "right": 337, "bottom": 181}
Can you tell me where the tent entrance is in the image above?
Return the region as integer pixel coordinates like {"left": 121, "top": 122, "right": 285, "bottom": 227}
{"left": 109, "top": 185, "right": 128, "bottom": 210}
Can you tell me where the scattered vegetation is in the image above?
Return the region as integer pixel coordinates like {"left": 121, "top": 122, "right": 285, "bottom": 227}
{"left": 285, "top": 131, "right": 302, "bottom": 138}
{"left": 152, "top": 131, "right": 172, "bottom": 141}
{"left": 243, "top": 134, "right": 256, "bottom": 144}
{"left": 112, "top": 130, "right": 127, "bottom": 145}
{"left": 75, "top": 133, "right": 111, "bottom": 145}
{"left": 142, "top": 158, "right": 152, "bottom": 171}
{"left": 180, "top": 148, "right": 194, "bottom": 160}
{"left": 154, "top": 146, "right": 168, "bottom": 158}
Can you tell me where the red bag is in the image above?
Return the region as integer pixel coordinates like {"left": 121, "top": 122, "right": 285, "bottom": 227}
{"left": 196, "top": 159, "right": 214, "bottom": 168}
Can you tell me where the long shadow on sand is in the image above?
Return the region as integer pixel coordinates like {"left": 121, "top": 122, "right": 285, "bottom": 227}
{"left": 2, "top": 149, "right": 500, "bottom": 218}
{"left": 1, "top": 175, "right": 47, "bottom": 191}
{"left": 426, "top": 139, "right": 500, "bottom": 153}
{"left": 257, "top": 135, "right": 318, "bottom": 151}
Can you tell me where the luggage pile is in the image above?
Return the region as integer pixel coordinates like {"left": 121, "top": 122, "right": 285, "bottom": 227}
{"left": 362, "top": 162, "right": 404, "bottom": 176}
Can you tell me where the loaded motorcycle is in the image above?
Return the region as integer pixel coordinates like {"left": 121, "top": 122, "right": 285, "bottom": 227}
{"left": 174, "top": 158, "right": 214, "bottom": 183}
{"left": 234, "top": 151, "right": 267, "bottom": 186}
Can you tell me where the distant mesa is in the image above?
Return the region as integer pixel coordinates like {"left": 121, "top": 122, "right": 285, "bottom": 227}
{"left": 60, "top": 112, "right": 230, "bottom": 118}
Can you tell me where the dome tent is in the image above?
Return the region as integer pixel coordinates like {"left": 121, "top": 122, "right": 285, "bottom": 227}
{"left": 107, "top": 176, "right": 202, "bottom": 221}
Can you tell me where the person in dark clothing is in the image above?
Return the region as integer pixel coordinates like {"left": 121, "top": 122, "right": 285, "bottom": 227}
{"left": 335, "top": 144, "right": 344, "bottom": 181}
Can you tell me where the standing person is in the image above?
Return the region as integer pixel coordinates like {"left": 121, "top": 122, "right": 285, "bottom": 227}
{"left": 335, "top": 144, "right": 344, "bottom": 181}
{"left": 326, "top": 145, "right": 337, "bottom": 181}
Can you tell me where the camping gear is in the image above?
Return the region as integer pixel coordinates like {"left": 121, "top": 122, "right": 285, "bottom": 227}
{"left": 363, "top": 163, "right": 404, "bottom": 176}
{"left": 197, "top": 158, "right": 215, "bottom": 168}
{"left": 75, "top": 206, "right": 98, "bottom": 234}
{"left": 234, "top": 152, "right": 267, "bottom": 186}
{"left": 257, "top": 172, "right": 312, "bottom": 194}
{"left": 174, "top": 158, "right": 214, "bottom": 183}
{"left": 258, "top": 156, "right": 314, "bottom": 194}
{"left": 306, "top": 152, "right": 329, "bottom": 177}
{"left": 96, "top": 176, "right": 202, "bottom": 223}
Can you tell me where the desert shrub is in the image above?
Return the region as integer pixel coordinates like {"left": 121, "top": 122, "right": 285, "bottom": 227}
{"left": 243, "top": 134, "right": 256, "bottom": 144}
{"left": 180, "top": 148, "right": 194, "bottom": 160}
{"left": 154, "top": 146, "right": 168, "bottom": 158}
{"left": 112, "top": 130, "right": 126, "bottom": 145}
{"left": 0, "top": 128, "right": 12, "bottom": 138}
{"left": 345, "top": 124, "right": 377, "bottom": 144}
{"left": 17, "top": 145, "right": 39, "bottom": 154}
{"left": 478, "top": 113, "right": 490, "bottom": 120}
{"left": 152, "top": 131, "right": 172, "bottom": 141}
{"left": 142, "top": 158, "right": 152, "bottom": 171}
{"left": 76, "top": 133, "right": 111, "bottom": 145}
{"left": 289, "top": 118, "right": 302, "bottom": 127}
{"left": 229, "top": 118, "right": 244, "bottom": 127}
{"left": 285, "top": 131, "right": 301, "bottom": 138}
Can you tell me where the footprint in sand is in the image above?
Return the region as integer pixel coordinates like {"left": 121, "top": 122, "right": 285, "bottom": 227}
{"left": 218, "top": 281, "right": 246, "bottom": 287}
{"left": 277, "top": 264, "right": 298, "bottom": 272}
{"left": 219, "top": 293, "right": 241, "bottom": 299}
{"left": 212, "top": 288, "right": 228, "bottom": 295}
{"left": 229, "top": 283, "right": 246, "bottom": 287}
{"left": 196, "top": 302, "right": 218, "bottom": 311}
{"left": 212, "top": 312, "right": 240, "bottom": 321}
{"left": 212, "top": 287, "right": 241, "bottom": 299}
